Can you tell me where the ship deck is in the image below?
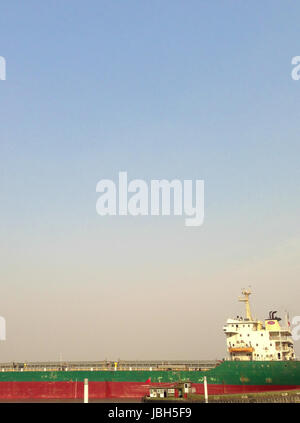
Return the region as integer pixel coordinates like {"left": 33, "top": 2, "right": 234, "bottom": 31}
{"left": 0, "top": 360, "right": 220, "bottom": 372}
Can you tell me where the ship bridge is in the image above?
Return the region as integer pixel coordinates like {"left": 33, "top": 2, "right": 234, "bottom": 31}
{"left": 223, "top": 290, "right": 295, "bottom": 362}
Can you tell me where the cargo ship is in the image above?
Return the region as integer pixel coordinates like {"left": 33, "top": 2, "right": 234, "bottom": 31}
{"left": 0, "top": 290, "right": 299, "bottom": 400}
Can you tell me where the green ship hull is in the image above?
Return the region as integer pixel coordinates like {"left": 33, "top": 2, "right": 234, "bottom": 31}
{"left": 0, "top": 360, "right": 299, "bottom": 399}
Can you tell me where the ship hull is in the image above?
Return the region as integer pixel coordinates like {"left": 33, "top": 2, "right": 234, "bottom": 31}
{"left": 0, "top": 361, "right": 299, "bottom": 399}
{"left": 0, "top": 381, "right": 300, "bottom": 400}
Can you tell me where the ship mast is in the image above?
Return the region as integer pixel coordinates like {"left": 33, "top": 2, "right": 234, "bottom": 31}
{"left": 239, "top": 289, "right": 253, "bottom": 320}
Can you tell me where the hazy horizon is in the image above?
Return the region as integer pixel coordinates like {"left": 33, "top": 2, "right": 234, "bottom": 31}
{"left": 0, "top": 1, "right": 299, "bottom": 362}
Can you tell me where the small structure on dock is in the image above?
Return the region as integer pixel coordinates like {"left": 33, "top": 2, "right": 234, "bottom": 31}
{"left": 148, "top": 381, "right": 195, "bottom": 399}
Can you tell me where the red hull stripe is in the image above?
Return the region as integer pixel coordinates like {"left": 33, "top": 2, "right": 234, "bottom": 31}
{"left": 0, "top": 381, "right": 300, "bottom": 399}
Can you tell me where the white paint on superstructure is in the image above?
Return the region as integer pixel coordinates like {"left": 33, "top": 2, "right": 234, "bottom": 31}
{"left": 223, "top": 290, "right": 295, "bottom": 361}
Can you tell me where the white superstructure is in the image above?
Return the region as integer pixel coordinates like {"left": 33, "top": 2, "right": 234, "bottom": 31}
{"left": 223, "top": 289, "right": 295, "bottom": 361}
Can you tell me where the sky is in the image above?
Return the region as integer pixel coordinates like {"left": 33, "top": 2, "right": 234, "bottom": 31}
{"left": 0, "top": 1, "right": 299, "bottom": 362}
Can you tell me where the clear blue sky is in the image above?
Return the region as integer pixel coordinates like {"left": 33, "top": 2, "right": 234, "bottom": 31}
{"left": 0, "top": 1, "right": 299, "bottom": 360}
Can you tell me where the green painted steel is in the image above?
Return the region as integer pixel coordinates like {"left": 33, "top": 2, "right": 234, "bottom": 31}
{"left": 0, "top": 361, "right": 299, "bottom": 386}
